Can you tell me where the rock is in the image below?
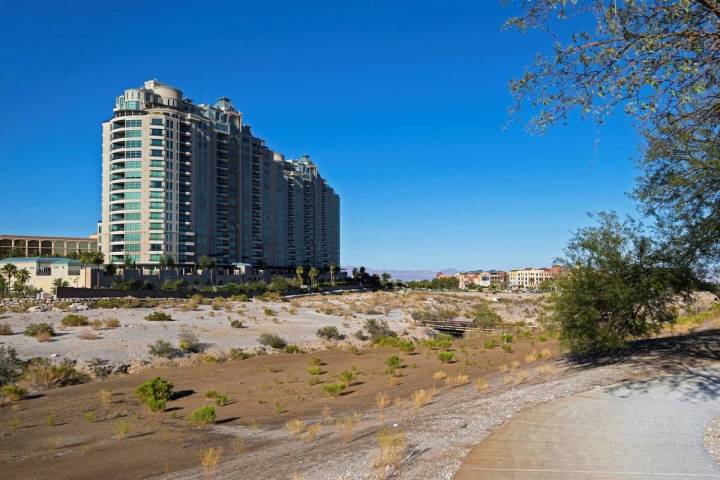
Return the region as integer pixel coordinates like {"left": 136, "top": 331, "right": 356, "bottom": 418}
{"left": 71, "top": 303, "right": 89, "bottom": 311}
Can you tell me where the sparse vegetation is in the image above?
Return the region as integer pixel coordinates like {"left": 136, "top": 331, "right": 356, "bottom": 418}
{"left": 144, "top": 311, "right": 173, "bottom": 322}
{"left": 445, "top": 373, "right": 469, "bottom": 388}
{"left": 148, "top": 339, "right": 178, "bottom": 358}
{"left": 316, "top": 325, "right": 345, "bottom": 340}
{"left": 285, "top": 418, "right": 306, "bottom": 436}
{"left": 284, "top": 344, "right": 301, "bottom": 354}
{"left": 24, "top": 322, "right": 55, "bottom": 338}
{"left": 438, "top": 351, "right": 454, "bottom": 363}
{"left": 373, "top": 427, "right": 406, "bottom": 472}
{"left": 257, "top": 333, "right": 287, "bottom": 349}
{"left": 189, "top": 405, "right": 216, "bottom": 425}
{"left": 200, "top": 447, "right": 223, "bottom": 475}
{"left": 61, "top": 314, "right": 89, "bottom": 327}
{"left": 411, "top": 388, "right": 434, "bottom": 408}
{"left": 230, "top": 319, "right": 243, "bottom": 328}
{"left": 113, "top": 419, "right": 130, "bottom": 438}
{"left": 0, "top": 323, "right": 13, "bottom": 335}
{"left": 323, "top": 382, "right": 347, "bottom": 397}
{"left": 1, "top": 384, "right": 26, "bottom": 401}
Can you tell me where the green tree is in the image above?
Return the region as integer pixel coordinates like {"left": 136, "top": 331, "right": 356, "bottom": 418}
{"left": 198, "top": 255, "right": 217, "bottom": 284}
{"left": 79, "top": 251, "right": 104, "bottom": 266}
{"left": 1, "top": 263, "right": 18, "bottom": 290}
{"left": 550, "top": 212, "right": 699, "bottom": 353}
{"left": 14, "top": 268, "right": 30, "bottom": 286}
{"left": 158, "top": 255, "right": 175, "bottom": 269}
{"left": 308, "top": 267, "right": 319, "bottom": 291}
{"left": 123, "top": 257, "right": 136, "bottom": 269}
{"left": 0, "top": 276, "right": 6, "bottom": 293}
{"left": 52, "top": 278, "right": 70, "bottom": 294}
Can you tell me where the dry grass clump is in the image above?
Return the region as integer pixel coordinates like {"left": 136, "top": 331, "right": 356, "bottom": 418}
{"left": 231, "top": 436, "right": 246, "bottom": 452}
{"left": 540, "top": 348, "right": 553, "bottom": 359}
{"left": 373, "top": 427, "right": 406, "bottom": 474}
{"left": 410, "top": 388, "right": 435, "bottom": 409}
{"left": 536, "top": 364, "right": 557, "bottom": 376}
{"left": 45, "top": 435, "right": 63, "bottom": 450}
{"left": 510, "top": 360, "right": 521, "bottom": 370}
{"left": 322, "top": 406, "right": 333, "bottom": 424}
{"left": 502, "top": 375, "right": 514, "bottom": 385}
{"left": 79, "top": 329, "right": 100, "bottom": 340}
{"left": 304, "top": 423, "right": 322, "bottom": 442}
{"left": 99, "top": 389, "right": 113, "bottom": 405}
{"left": 513, "top": 370, "right": 530, "bottom": 384}
{"left": 36, "top": 331, "right": 53, "bottom": 342}
{"left": 113, "top": 419, "right": 130, "bottom": 438}
{"left": 285, "top": 418, "right": 307, "bottom": 436}
{"left": 376, "top": 392, "right": 390, "bottom": 418}
{"left": 433, "top": 370, "right": 448, "bottom": 380}
{"left": 200, "top": 447, "right": 223, "bottom": 476}
{"left": 499, "top": 363, "right": 509, "bottom": 373}
{"left": 445, "top": 373, "right": 469, "bottom": 388}
{"left": 335, "top": 413, "right": 360, "bottom": 443}
{"left": 475, "top": 378, "right": 489, "bottom": 391}
{"left": 524, "top": 351, "right": 539, "bottom": 364}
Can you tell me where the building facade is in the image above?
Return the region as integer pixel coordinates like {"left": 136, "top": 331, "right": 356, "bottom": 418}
{"left": 99, "top": 80, "right": 339, "bottom": 269}
{"left": 0, "top": 257, "right": 89, "bottom": 291}
{"left": 457, "top": 270, "right": 508, "bottom": 289}
{"left": 508, "top": 266, "right": 564, "bottom": 290}
{"left": 0, "top": 234, "right": 97, "bottom": 259}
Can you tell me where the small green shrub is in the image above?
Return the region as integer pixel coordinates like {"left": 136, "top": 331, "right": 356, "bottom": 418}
{"left": 1, "top": 384, "right": 26, "bottom": 401}
{"left": 257, "top": 333, "right": 287, "bottom": 349}
{"left": 317, "top": 325, "right": 345, "bottom": 340}
{"left": 284, "top": 344, "right": 301, "bottom": 354}
{"left": 61, "top": 314, "right": 89, "bottom": 327}
{"left": 229, "top": 348, "right": 252, "bottom": 360}
{"left": 148, "top": 340, "right": 178, "bottom": 358}
{"left": 263, "top": 307, "right": 276, "bottom": 316}
{"left": 24, "top": 322, "right": 55, "bottom": 338}
{"left": 364, "top": 319, "right": 397, "bottom": 340}
{"left": 501, "top": 333, "right": 513, "bottom": 344}
{"left": 308, "top": 357, "right": 323, "bottom": 366}
{"left": 398, "top": 340, "right": 415, "bottom": 354}
{"left": 340, "top": 369, "right": 358, "bottom": 385}
{"left": 421, "top": 333, "right": 454, "bottom": 350}
{"left": 104, "top": 318, "right": 121, "bottom": 328}
{"left": 385, "top": 355, "right": 402, "bottom": 374}
{"left": 307, "top": 365, "right": 324, "bottom": 375}
{"left": 502, "top": 344, "right": 513, "bottom": 353}
{"left": 205, "top": 390, "right": 229, "bottom": 406}
{"left": 438, "top": 351, "right": 455, "bottom": 363}
{"left": 323, "top": 382, "right": 347, "bottom": 397}
{"left": 189, "top": 405, "right": 216, "bottom": 425}
{"left": 373, "top": 335, "right": 402, "bottom": 348}
{"left": 134, "top": 377, "right": 174, "bottom": 412}
{"left": 538, "top": 335, "right": 548, "bottom": 342}
{"left": 484, "top": 339, "right": 498, "bottom": 349}
{"left": 145, "top": 311, "right": 173, "bottom": 322}
{"left": 178, "top": 329, "right": 202, "bottom": 353}
{"left": 22, "top": 358, "right": 88, "bottom": 390}
{"left": 230, "top": 319, "right": 243, "bottom": 328}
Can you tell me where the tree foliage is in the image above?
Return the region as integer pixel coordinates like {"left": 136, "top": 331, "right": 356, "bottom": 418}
{"left": 550, "top": 212, "right": 699, "bottom": 353}
{"left": 506, "top": 0, "right": 720, "bottom": 137}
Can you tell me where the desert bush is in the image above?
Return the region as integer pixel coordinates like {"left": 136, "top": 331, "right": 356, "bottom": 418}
{"left": 178, "top": 329, "right": 202, "bottom": 353}
{"left": 433, "top": 370, "right": 448, "bottom": 380}
{"left": 421, "top": 333, "right": 453, "bottom": 350}
{"left": 134, "top": 377, "right": 174, "bottom": 412}
{"left": 0, "top": 323, "right": 12, "bottom": 335}
{"left": 307, "top": 365, "right": 324, "bottom": 375}
{"left": 148, "top": 340, "right": 178, "bottom": 358}
{"left": 305, "top": 423, "right": 322, "bottom": 442}
{"left": 540, "top": 348, "right": 553, "bottom": 359}
{"left": 87, "top": 358, "right": 113, "bottom": 379}
{"left": 1, "top": 384, "right": 26, "bottom": 401}
{"left": 24, "top": 322, "right": 55, "bottom": 338}
{"left": 339, "top": 369, "right": 358, "bottom": 386}
{"left": 501, "top": 333, "right": 513, "bottom": 344}
{"left": 84, "top": 411, "right": 96, "bottom": 423}
{"left": 538, "top": 334, "right": 549, "bottom": 342}
{"left": 79, "top": 329, "right": 99, "bottom": 340}
{"left": 23, "top": 359, "right": 88, "bottom": 390}
{"left": 284, "top": 344, "right": 301, "bottom": 354}
{"left": 510, "top": 360, "right": 521, "bottom": 370}
{"left": 525, "top": 351, "right": 539, "bottom": 363}
{"left": 502, "top": 344, "right": 513, "bottom": 353}
{"left": 335, "top": 414, "right": 359, "bottom": 443}
{"left": 229, "top": 348, "right": 252, "bottom": 360}
{"left": 230, "top": 319, "right": 243, "bottom": 328}
{"left": 323, "top": 382, "right": 347, "bottom": 397}
{"left": 385, "top": 355, "right": 402, "bottom": 374}
{"left": 257, "top": 333, "right": 287, "bottom": 349}
{"left": 308, "top": 357, "right": 323, "bottom": 366}
{"left": 316, "top": 325, "right": 344, "bottom": 340}
{"left": 0, "top": 346, "right": 23, "bottom": 385}
{"left": 200, "top": 446, "right": 223, "bottom": 473}
{"left": 484, "top": 339, "right": 498, "bottom": 349}
{"left": 354, "top": 329, "right": 370, "bottom": 341}
{"left": 228, "top": 293, "right": 250, "bottom": 302}
{"left": 145, "top": 311, "right": 173, "bottom": 322}
{"left": 61, "top": 314, "right": 89, "bottom": 327}
{"left": 104, "top": 318, "right": 120, "bottom": 328}
{"left": 364, "top": 319, "right": 397, "bottom": 340}
{"left": 398, "top": 340, "right": 415, "bottom": 354}
{"left": 205, "top": 390, "right": 229, "bottom": 406}
{"left": 373, "top": 335, "right": 402, "bottom": 348}
{"left": 438, "top": 351, "right": 455, "bottom": 363}
{"left": 100, "top": 389, "right": 113, "bottom": 405}
{"left": 376, "top": 392, "right": 390, "bottom": 417}
{"left": 263, "top": 307, "right": 277, "bottom": 317}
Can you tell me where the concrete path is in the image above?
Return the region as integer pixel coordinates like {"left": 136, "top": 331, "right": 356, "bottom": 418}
{"left": 455, "top": 365, "right": 720, "bottom": 479}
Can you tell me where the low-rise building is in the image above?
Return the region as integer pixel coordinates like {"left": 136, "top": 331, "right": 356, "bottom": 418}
{"left": 508, "top": 265, "right": 564, "bottom": 290}
{"left": 457, "top": 270, "right": 508, "bottom": 289}
{"left": 0, "top": 234, "right": 97, "bottom": 258}
{"left": 0, "top": 257, "right": 89, "bottom": 292}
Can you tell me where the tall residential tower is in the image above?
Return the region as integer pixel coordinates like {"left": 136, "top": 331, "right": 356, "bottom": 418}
{"left": 99, "top": 80, "right": 339, "bottom": 269}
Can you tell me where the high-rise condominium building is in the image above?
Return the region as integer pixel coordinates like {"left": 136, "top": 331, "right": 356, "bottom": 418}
{"left": 99, "top": 80, "right": 339, "bottom": 269}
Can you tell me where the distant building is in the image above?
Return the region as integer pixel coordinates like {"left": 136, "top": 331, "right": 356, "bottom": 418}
{"left": 508, "top": 266, "right": 564, "bottom": 290}
{"left": 0, "top": 257, "right": 89, "bottom": 292}
{"left": 457, "top": 270, "right": 508, "bottom": 289}
{"left": 0, "top": 234, "right": 97, "bottom": 259}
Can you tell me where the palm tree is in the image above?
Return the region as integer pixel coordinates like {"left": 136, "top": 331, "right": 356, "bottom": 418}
{"left": 1, "top": 263, "right": 18, "bottom": 291}
{"left": 80, "top": 251, "right": 104, "bottom": 288}
{"left": 329, "top": 263, "right": 336, "bottom": 287}
{"left": 159, "top": 254, "right": 176, "bottom": 269}
{"left": 309, "top": 267, "right": 319, "bottom": 291}
{"left": 52, "top": 277, "right": 69, "bottom": 294}
{"left": 198, "top": 255, "right": 217, "bottom": 284}
{"left": 295, "top": 266, "right": 305, "bottom": 288}
{"left": 14, "top": 268, "right": 30, "bottom": 286}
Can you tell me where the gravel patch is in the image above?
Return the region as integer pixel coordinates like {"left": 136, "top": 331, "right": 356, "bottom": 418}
{"left": 705, "top": 416, "right": 720, "bottom": 464}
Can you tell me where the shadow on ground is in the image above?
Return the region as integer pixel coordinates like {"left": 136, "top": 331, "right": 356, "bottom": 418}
{"left": 567, "top": 329, "right": 720, "bottom": 402}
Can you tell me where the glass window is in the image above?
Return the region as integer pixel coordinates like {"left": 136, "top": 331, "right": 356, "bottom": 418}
{"left": 126, "top": 140, "right": 141, "bottom": 148}
{"left": 150, "top": 191, "right": 163, "bottom": 198}
{"left": 125, "top": 171, "right": 141, "bottom": 179}
{"left": 125, "top": 213, "right": 141, "bottom": 220}
{"left": 124, "top": 223, "right": 141, "bottom": 231}
{"left": 151, "top": 118, "right": 163, "bottom": 126}
{"left": 149, "top": 254, "right": 161, "bottom": 262}
{"left": 150, "top": 233, "right": 163, "bottom": 241}
{"left": 125, "top": 233, "right": 141, "bottom": 241}
{"left": 150, "top": 202, "right": 164, "bottom": 209}
{"left": 126, "top": 101, "right": 140, "bottom": 110}
{"left": 150, "top": 212, "right": 163, "bottom": 219}
{"left": 127, "top": 119, "right": 142, "bottom": 127}
{"left": 125, "top": 192, "right": 141, "bottom": 199}
{"left": 125, "top": 130, "right": 142, "bottom": 137}
{"left": 150, "top": 181, "right": 163, "bottom": 188}
{"left": 151, "top": 139, "right": 163, "bottom": 146}
{"left": 150, "top": 160, "right": 164, "bottom": 168}
{"left": 150, "top": 223, "right": 163, "bottom": 231}
{"left": 127, "top": 150, "right": 142, "bottom": 158}
{"left": 150, "top": 150, "right": 163, "bottom": 157}
{"left": 124, "top": 182, "right": 141, "bottom": 189}
{"left": 151, "top": 129, "right": 163, "bottom": 136}
{"left": 125, "top": 161, "right": 141, "bottom": 169}
{"left": 150, "top": 171, "right": 163, "bottom": 177}
{"left": 149, "top": 244, "right": 162, "bottom": 251}
{"left": 124, "top": 244, "right": 141, "bottom": 252}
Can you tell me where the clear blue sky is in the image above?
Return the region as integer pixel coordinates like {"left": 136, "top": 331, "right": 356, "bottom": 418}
{"left": 0, "top": 0, "right": 640, "bottom": 271}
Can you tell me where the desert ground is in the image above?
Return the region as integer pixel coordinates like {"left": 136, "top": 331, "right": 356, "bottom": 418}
{"left": 0, "top": 290, "right": 716, "bottom": 479}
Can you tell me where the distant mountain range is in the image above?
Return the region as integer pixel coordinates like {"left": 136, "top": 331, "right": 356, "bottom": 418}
{"left": 342, "top": 266, "right": 459, "bottom": 282}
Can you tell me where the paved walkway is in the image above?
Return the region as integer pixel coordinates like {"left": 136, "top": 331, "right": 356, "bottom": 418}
{"left": 455, "top": 365, "right": 720, "bottom": 479}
